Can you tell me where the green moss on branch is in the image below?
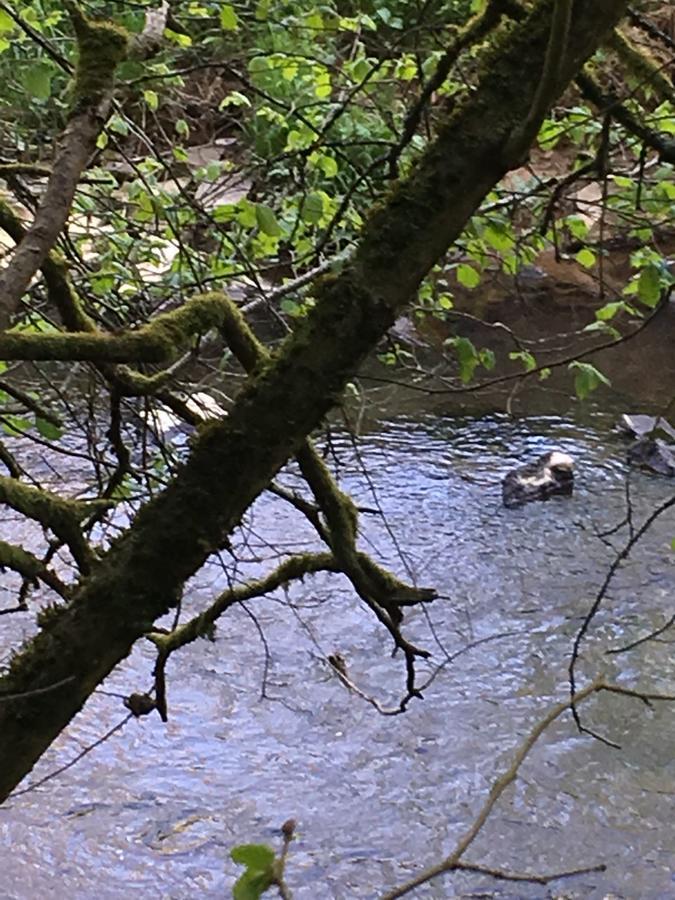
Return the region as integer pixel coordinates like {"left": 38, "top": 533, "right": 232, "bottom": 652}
{"left": 609, "top": 27, "right": 675, "bottom": 103}
{"left": 65, "top": 1, "right": 128, "bottom": 107}
{"left": 0, "top": 293, "right": 233, "bottom": 363}
{"left": 0, "top": 477, "right": 109, "bottom": 572}
{"left": 0, "top": 540, "right": 68, "bottom": 598}
{"left": 148, "top": 552, "right": 339, "bottom": 654}
{"left": 0, "top": 197, "right": 95, "bottom": 332}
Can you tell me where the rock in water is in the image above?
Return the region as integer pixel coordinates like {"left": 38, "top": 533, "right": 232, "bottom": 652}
{"left": 618, "top": 414, "right": 675, "bottom": 476}
{"left": 502, "top": 450, "right": 574, "bottom": 508}
{"left": 627, "top": 437, "right": 675, "bottom": 476}
{"left": 619, "top": 414, "right": 675, "bottom": 441}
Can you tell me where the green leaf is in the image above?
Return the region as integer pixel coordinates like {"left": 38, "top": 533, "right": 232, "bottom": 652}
{"left": 202, "top": 160, "right": 220, "bottom": 181}
{"left": 447, "top": 336, "right": 478, "bottom": 383}
{"left": 232, "top": 869, "right": 273, "bottom": 900}
{"left": 318, "top": 155, "right": 338, "bottom": 178}
{"left": 478, "top": 348, "right": 496, "bottom": 371}
{"left": 483, "top": 223, "right": 514, "bottom": 253}
{"left": 575, "top": 248, "right": 596, "bottom": 269}
{"left": 569, "top": 361, "right": 611, "bottom": 400}
{"left": 108, "top": 114, "right": 129, "bottom": 136}
{"left": 231, "top": 844, "right": 275, "bottom": 868}
{"left": 456, "top": 264, "right": 480, "bottom": 289}
{"left": 305, "top": 10, "right": 323, "bottom": 29}
{"left": 236, "top": 200, "right": 257, "bottom": 228}
{"left": 314, "top": 70, "right": 331, "bottom": 99}
{"left": 231, "top": 843, "right": 276, "bottom": 900}
{"left": 143, "top": 90, "right": 159, "bottom": 111}
{"left": 23, "top": 63, "right": 53, "bottom": 101}
{"left": 165, "top": 27, "right": 192, "bottom": 46}
{"left": 595, "top": 301, "right": 623, "bottom": 321}
{"left": 212, "top": 203, "right": 237, "bottom": 222}
{"left": 282, "top": 61, "right": 298, "bottom": 80}
{"left": 35, "top": 417, "right": 63, "bottom": 441}
{"left": 565, "top": 216, "right": 589, "bottom": 240}
{"left": 394, "top": 57, "right": 417, "bottom": 81}
{"left": 280, "top": 298, "right": 301, "bottom": 316}
{"left": 300, "top": 192, "right": 324, "bottom": 224}
{"left": 0, "top": 9, "right": 14, "bottom": 33}
{"left": 220, "top": 4, "right": 239, "bottom": 30}
{"left": 537, "top": 119, "right": 563, "bottom": 150}
{"left": 509, "top": 350, "right": 536, "bottom": 372}
{"left": 637, "top": 264, "right": 662, "bottom": 308}
{"left": 2, "top": 416, "right": 31, "bottom": 437}
{"left": 255, "top": 204, "right": 281, "bottom": 236}
{"left": 219, "top": 91, "right": 251, "bottom": 108}
{"left": 584, "top": 320, "right": 620, "bottom": 339}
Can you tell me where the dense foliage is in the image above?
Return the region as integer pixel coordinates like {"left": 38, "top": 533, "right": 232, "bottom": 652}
{"left": 2, "top": 0, "right": 673, "bottom": 413}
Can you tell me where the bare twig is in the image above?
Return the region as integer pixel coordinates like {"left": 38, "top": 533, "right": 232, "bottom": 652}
{"left": 607, "top": 612, "right": 675, "bottom": 654}
{"left": 9, "top": 714, "right": 132, "bottom": 799}
{"left": 569, "top": 492, "right": 675, "bottom": 731}
{"left": 382, "top": 678, "right": 675, "bottom": 898}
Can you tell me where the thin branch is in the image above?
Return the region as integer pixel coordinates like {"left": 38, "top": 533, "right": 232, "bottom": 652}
{"left": 146, "top": 552, "right": 341, "bottom": 654}
{"left": 388, "top": 0, "right": 509, "bottom": 178}
{"left": 569, "top": 492, "right": 675, "bottom": 727}
{"left": 0, "top": 6, "right": 127, "bottom": 327}
{"left": 577, "top": 71, "right": 675, "bottom": 164}
{"left": 0, "top": 676, "right": 75, "bottom": 701}
{"left": 382, "top": 678, "right": 675, "bottom": 899}
{"left": 607, "top": 612, "right": 675, "bottom": 654}
{"left": 9, "top": 715, "right": 132, "bottom": 799}
{"left": 454, "top": 860, "right": 606, "bottom": 884}
{"left": 361, "top": 303, "right": 663, "bottom": 396}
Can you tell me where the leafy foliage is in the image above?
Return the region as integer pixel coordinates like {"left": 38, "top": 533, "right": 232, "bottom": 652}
{"left": 231, "top": 843, "right": 276, "bottom": 899}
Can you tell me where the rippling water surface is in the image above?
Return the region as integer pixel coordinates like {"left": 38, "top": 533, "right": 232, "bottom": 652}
{"left": 3, "top": 409, "right": 675, "bottom": 899}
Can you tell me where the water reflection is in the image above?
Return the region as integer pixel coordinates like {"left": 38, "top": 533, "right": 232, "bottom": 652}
{"left": 2, "top": 410, "right": 675, "bottom": 899}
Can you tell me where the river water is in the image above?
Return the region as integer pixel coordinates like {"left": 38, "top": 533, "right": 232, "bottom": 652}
{"left": 2, "top": 395, "right": 675, "bottom": 899}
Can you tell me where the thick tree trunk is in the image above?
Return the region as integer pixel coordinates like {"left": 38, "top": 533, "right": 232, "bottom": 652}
{"left": 0, "top": 0, "right": 629, "bottom": 801}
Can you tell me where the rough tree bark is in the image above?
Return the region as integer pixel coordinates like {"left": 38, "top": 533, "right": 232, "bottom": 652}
{"left": 0, "top": 0, "right": 629, "bottom": 801}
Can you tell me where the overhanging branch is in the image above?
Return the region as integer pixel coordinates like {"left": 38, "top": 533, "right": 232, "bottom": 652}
{"left": 0, "top": 293, "right": 233, "bottom": 362}
{"left": 0, "top": 5, "right": 127, "bottom": 328}
{"left": 0, "top": 0, "right": 631, "bottom": 803}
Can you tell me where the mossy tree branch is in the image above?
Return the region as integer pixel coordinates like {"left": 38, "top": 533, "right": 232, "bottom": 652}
{"left": 0, "top": 293, "right": 233, "bottom": 362}
{"left": 609, "top": 26, "right": 675, "bottom": 104}
{"left": 219, "top": 293, "right": 437, "bottom": 656}
{"left": 0, "top": 0, "right": 630, "bottom": 802}
{"left": 0, "top": 478, "right": 109, "bottom": 573}
{"left": 577, "top": 69, "right": 675, "bottom": 163}
{"left": 388, "top": 0, "right": 515, "bottom": 178}
{"left": 0, "top": 6, "right": 127, "bottom": 329}
{"left": 0, "top": 198, "right": 94, "bottom": 332}
{"left": 0, "top": 540, "right": 69, "bottom": 600}
{"left": 147, "top": 552, "right": 340, "bottom": 655}
{"left": 504, "top": 0, "right": 572, "bottom": 158}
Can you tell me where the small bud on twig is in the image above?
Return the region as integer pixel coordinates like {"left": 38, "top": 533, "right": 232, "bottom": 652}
{"left": 281, "top": 818, "right": 296, "bottom": 840}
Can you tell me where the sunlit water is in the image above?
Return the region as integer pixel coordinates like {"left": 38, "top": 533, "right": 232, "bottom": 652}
{"left": 2, "top": 409, "right": 675, "bottom": 899}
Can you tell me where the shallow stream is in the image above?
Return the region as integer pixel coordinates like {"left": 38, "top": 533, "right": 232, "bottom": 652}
{"left": 2, "top": 400, "right": 675, "bottom": 898}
